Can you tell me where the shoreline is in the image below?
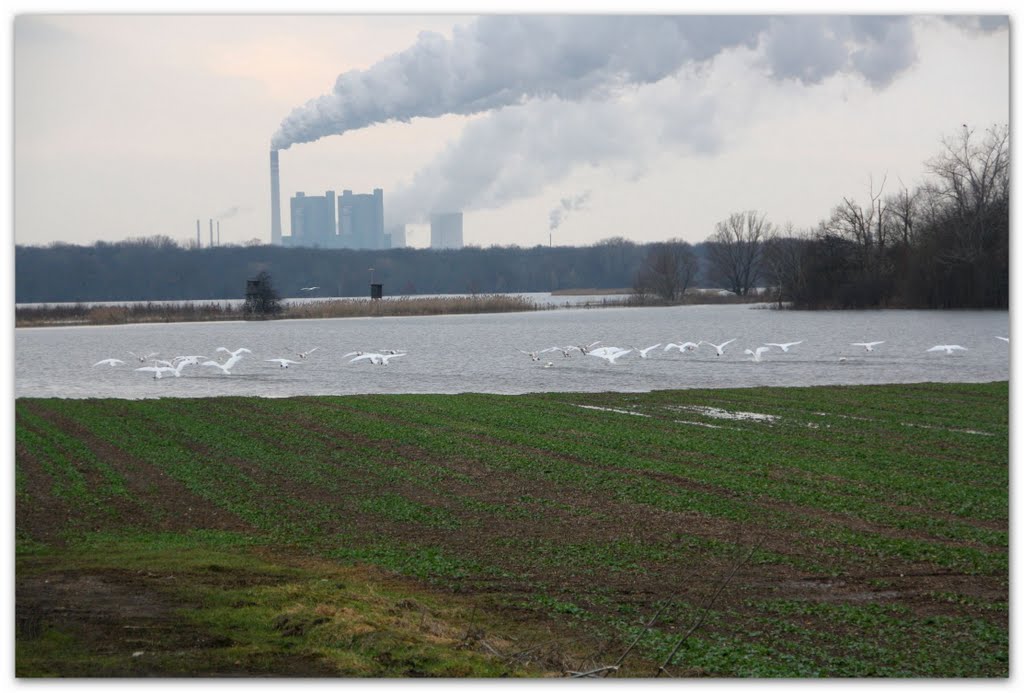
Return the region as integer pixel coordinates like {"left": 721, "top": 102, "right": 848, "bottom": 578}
{"left": 14, "top": 292, "right": 778, "bottom": 328}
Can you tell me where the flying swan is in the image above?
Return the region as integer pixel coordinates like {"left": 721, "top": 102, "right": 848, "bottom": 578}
{"left": 926, "top": 345, "right": 967, "bottom": 355}
{"left": 745, "top": 346, "right": 771, "bottom": 362}
{"left": 851, "top": 341, "right": 885, "bottom": 352}
{"left": 93, "top": 358, "right": 125, "bottom": 367}
{"left": 765, "top": 341, "right": 803, "bottom": 352}
{"left": 699, "top": 339, "right": 737, "bottom": 356}
{"left": 266, "top": 358, "right": 301, "bottom": 368}
{"left": 350, "top": 352, "right": 406, "bottom": 365}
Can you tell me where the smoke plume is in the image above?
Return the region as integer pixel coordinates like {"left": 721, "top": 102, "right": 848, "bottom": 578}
{"left": 274, "top": 15, "right": 1006, "bottom": 228}
{"left": 549, "top": 190, "right": 592, "bottom": 231}
{"left": 216, "top": 205, "right": 248, "bottom": 220}
{"left": 271, "top": 16, "right": 770, "bottom": 151}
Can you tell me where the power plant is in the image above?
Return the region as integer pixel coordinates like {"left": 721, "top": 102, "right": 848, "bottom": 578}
{"left": 430, "top": 212, "right": 464, "bottom": 250}
{"left": 269, "top": 148, "right": 461, "bottom": 250}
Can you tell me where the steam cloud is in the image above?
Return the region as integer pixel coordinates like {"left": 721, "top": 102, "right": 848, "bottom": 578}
{"left": 549, "top": 191, "right": 592, "bottom": 231}
{"left": 216, "top": 205, "right": 248, "bottom": 220}
{"left": 271, "top": 15, "right": 770, "bottom": 151}
{"left": 272, "top": 15, "right": 1006, "bottom": 228}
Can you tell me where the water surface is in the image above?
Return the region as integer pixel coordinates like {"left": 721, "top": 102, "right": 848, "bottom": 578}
{"left": 15, "top": 304, "right": 1009, "bottom": 399}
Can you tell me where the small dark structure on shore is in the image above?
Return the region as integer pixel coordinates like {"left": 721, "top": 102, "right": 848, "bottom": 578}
{"left": 370, "top": 283, "right": 383, "bottom": 300}
{"left": 244, "top": 271, "right": 282, "bottom": 318}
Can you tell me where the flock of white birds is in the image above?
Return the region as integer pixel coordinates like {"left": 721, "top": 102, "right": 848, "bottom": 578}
{"left": 91, "top": 345, "right": 407, "bottom": 379}
{"left": 92, "top": 335, "right": 1008, "bottom": 380}
{"left": 517, "top": 336, "right": 1008, "bottom": 367}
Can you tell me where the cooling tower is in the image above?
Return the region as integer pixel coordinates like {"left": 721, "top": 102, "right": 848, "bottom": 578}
{"left": 270, "top": 149, "right": 282, "bottom": 245}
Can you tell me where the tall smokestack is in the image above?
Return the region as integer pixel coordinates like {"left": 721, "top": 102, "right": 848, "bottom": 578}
{"left": 217, "top": 220, "right": 220, "bottom": 246}
{"left": 270, "top": 149, "right": 282, "bottom": 245}
{"left": 196, "top": 219, "right": 200, "bottom": 248}
{"left": 209, "top": 219, "right": 213, "bottom": 246}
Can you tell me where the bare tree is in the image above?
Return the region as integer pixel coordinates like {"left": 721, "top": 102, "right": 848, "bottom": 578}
{"left": 762, "top": 223, "right": 810, "bottom": 308}
{"left": 885, "top": 181, "right": 920, "bottom": 248}
{"left": 705, "top": 211, "right": 772, "bottom": 296}
{"left": 635, "top": 239, "right": 698, "bottom": 302}
{"left": 824, "top": 174, "right": 891, "bottom": 264}
{"left": 631, "top": 270, "right": 651, "bottom": 305}
{"left": 924, "top": 123, "right": 1009, "bottom": 264}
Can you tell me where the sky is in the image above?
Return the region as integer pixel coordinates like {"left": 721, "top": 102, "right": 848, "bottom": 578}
{"left": 8, "top": 7, "right": 1011, "bottom": 250}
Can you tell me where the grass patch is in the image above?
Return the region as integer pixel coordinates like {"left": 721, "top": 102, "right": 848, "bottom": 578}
{"left": 16, "top": 531, "right": 568, "bottom": 677}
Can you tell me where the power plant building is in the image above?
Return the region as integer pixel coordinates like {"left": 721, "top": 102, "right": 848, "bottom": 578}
{"left": 339, "top": 189, "right": 386, "bottom": 249}
{"left": 430, "top": 212, "right": 464, "bottom": 249}
{"left": 271, "top": 148, "right": 392, "bottom": 249}
{"left": 289, "top": 191, "right": 336, "bottom": 247}
{"left": 281, "top": 188, "right": 391, "bottom": 250}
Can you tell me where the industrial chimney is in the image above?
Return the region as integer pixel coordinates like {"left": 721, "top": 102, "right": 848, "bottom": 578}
{"left": 209, "top": 219, "right": 213, "bottom": 246}
{"left": 217, "top": 220, "right": 220, "bottom": 246}
{"left": 196, "top": 219, "right": 200, "bottom": 248}
{"left": 270, "top": 149, "right": 282, "bottom": 245}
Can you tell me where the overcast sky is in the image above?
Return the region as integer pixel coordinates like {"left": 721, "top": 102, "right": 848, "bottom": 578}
{"left": 9, "top": 6, "right": 1011, "bottom": 249}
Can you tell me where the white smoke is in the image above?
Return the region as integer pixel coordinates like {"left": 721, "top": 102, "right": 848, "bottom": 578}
{"left": 216, "top": 205, "right": 248, "bottom": 220}
{"left": 274, "top": 15, "right": 1007, "bottom": 227}
{"left": 271, "top": 16, "right": 770, "bottom": 151}
{"left": 549, "top": 190, "right": 592, "bottom": 231}
{"left": 383, "top": 66, "right": 723, "bottom": 228}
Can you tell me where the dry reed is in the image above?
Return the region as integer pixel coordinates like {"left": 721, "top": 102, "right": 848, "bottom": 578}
{"left": 15, "top": 294, "right": 545, "bottom": 327}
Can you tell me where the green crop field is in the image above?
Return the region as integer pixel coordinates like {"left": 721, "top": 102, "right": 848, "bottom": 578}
{"left": 15, "top": 382, "right": 1009, "bottom": 677}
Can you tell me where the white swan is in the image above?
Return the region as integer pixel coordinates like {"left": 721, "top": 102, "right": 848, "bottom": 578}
{"left": 299, "top": 286, "right": 319, "bottom": 292}
{"left": 172, "top": 355, "right": 207, "bottom": 368}
{"left": 699, "top": 339, "right": 736, "bottom": 356}
{"left": 765, "top": 341, "right": 803, "bottom": 352}
{"left": 927, "top": 345, "right": 967, "bottom": 355}
{"left": 266, "top": 358, "right": 301, "bottom": 368}
{"left": 350, "top": 352, "right": 406, "bottom": 365}
{"left": 201, "top": 360, "right": 235, "bottom": 375}
{"left": 202, "top": 352, "right": 246, "bottom": 375}
{"left": 587, "top": 348, "right": 633, "bottom": 364}
{"left": 851, "top": 341, "right": 884, "bottom": 352}
{"left": 128, "top": 351, "right": 159, "bottom": 362}
{"left": 744, "top": 346, "right": 771, "bottom": 362}
{"left": 518, "top": 349, "right": 545, "bottom": 361}
{"left": 569, "top": 341, "right": 602, "bottom": 355}
{"left": 297, "top": 347, "right": 319, "bottom": 359}
{"left": 135, "top": 365, "right": 181, "bottom": 379}
{"left": 664, "top": 342, "right": 699, "bottom": 353}
{"left": 93, "top": 358, "right": 125, "bottom": 367}
{"left": 996, "top": 336, "right": 1009, "bottom": 343}
{"left": 342, "top": 351, "right": 364, "bottom": 359}
{"left": 217, "top": 347, "right": 252, "bottom": 358}
{"left": 632, "top": 344, "right": 662, "bottom": 359}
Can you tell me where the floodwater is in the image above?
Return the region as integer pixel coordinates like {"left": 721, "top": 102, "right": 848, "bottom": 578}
{"left": 14, "top": 303, "right": 1010, "bottom": 399}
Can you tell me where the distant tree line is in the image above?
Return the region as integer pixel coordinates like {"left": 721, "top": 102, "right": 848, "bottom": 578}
{"left": 16, "top": 235, "right": 714, "bottom": 303}
{"left": 15, "top": 125, "right": 1007, "bottom": 310}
